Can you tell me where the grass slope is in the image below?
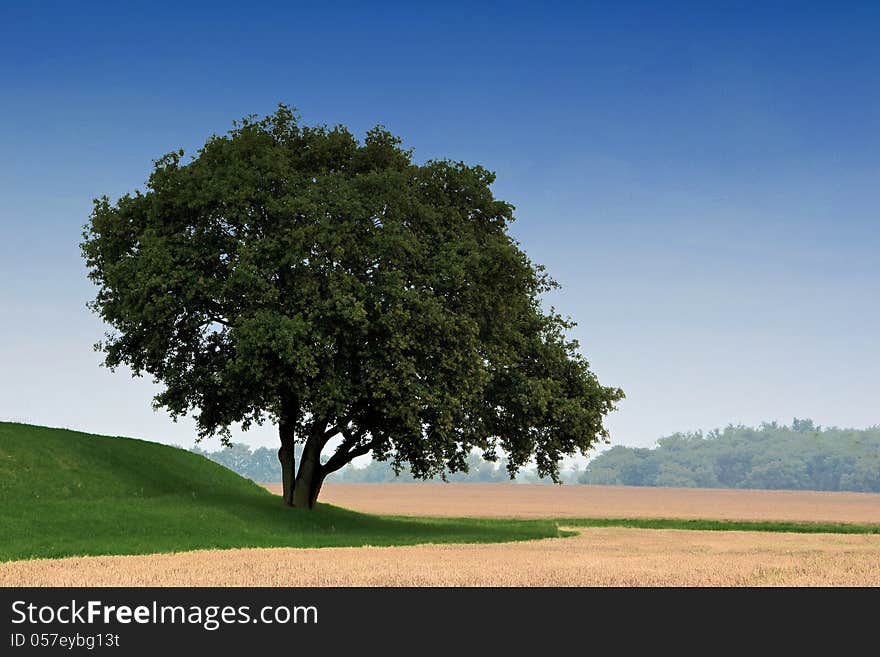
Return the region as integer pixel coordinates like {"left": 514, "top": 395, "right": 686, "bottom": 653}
{"left": 0, "top": 423, "right": 563, "bottom": 562}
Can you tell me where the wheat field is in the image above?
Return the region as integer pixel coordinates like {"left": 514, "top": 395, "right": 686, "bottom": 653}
{"left": 4, "top": 484, "right": 879, "bottom": 586}
{"left": 264, "top": 482, "right": 880, "bottom": 523}
{"left": 4, "top": 527, "right": 880, "bottom": 586}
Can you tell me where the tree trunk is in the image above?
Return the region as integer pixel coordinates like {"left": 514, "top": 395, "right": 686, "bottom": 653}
{"left": 292, "top": 440, "right": 324, "bottom": 509}
{"left": 308, "top": 473, "right": 325, "bottom": 508}
{"left": 278, "top": 402, "right": 297, "bottom": 507}
{"left": 278, "top": 444, "right": 295, "bottom": 506}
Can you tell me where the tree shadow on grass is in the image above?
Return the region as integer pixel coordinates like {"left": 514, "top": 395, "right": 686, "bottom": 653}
{"left": 219, "top": 490, "right": 564, "bottom": 547}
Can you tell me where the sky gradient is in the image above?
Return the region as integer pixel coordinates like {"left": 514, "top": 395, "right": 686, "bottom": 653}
{"left": 1, "top": 1, "right": 878, "bottom": 455}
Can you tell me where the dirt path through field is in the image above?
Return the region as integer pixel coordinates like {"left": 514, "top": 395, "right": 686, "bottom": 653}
{"left": 262, "top": 483, "right": 880, "bottom": 524}
{"left": 4, "top": 528, "right": 880, "bottom": 586}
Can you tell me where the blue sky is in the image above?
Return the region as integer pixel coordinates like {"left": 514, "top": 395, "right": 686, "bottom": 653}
{"left": 1, "top": 1, "right": 878, "bottom": 455}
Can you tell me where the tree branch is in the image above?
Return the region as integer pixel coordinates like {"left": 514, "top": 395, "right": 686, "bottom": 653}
{"left": 320, "top": 417, "right": 350, "bottom": 443}
{"left": 323, "top": 434, "right": 380, "bottom": 475}
{"left": 197, "top": 316, "right": 232, "bottom": 330}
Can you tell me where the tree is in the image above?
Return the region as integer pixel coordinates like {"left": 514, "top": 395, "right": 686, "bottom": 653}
{"left": 81, "top": 105, "right": 624, "bottom": 508}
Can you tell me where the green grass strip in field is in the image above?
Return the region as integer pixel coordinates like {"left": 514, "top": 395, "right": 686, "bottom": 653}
{"left": 560, "top": 517, "right": 880, "bottom": 534}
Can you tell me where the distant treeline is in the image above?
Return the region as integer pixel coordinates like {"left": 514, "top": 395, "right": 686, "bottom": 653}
{"left": 580, "top": 420, "right": 880, "bottom": 492}
{"left": 316, "top": 452, "right": 573, "bottom": 484}
{"left": 192, "top": 419, "right": 880, "bottom": 493}
{"left": 191, "top": 443, "right": 285, "bottom": 483}
{"left": 191, "top": 444, "right": 571, "bottom": 484}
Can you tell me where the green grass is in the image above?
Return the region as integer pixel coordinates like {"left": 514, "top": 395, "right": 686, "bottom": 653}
{"left": 0, "top": 423, "right": 566, "bottom": 562}
{"left": 559, "top": 517, "right": 880, "bottom": 535}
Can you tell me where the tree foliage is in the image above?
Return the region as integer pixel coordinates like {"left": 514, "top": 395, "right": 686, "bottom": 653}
{"left": 82, "top": 105, "right": 623, "bottom": 507}
{"left": 580, "top": 420, "right": 880, "bottom": 492}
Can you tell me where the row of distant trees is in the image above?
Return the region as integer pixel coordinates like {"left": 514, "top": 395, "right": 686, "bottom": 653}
{"left": 191, "top": 444, "right": 577, "bottom": 484}
{"left": 579, "top": 420, "right": 880, "bottom": 492}
{"left": 193, "top": 419, "right": 880, "bottom": 493}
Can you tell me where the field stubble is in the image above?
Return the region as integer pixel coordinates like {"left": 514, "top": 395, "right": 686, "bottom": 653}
{"left": 3, "top": 528, "right": 880, "bottom": 586}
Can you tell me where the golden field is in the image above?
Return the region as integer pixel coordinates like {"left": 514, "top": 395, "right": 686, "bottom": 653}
{"left": 4, "top": 484, "right": 879, "bottom": 586}
{"left": 4, "top": 528, "right": 880, "bottom": 586}
{"left": 264, "top": 482, "right": 880, "bottom": 523}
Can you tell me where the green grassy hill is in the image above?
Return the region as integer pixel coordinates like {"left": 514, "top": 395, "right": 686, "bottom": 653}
{"left": 0, "top": 422, "right": 563, "bottom": 561}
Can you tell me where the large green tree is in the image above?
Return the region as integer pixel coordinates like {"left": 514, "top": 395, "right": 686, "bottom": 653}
{"left": 82, "top": 106, "right": 623, "bottom": 508}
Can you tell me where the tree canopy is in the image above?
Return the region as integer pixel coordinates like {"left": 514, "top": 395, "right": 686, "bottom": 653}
{"left": 82, "top": 105, "right": 623, "bottom": 508}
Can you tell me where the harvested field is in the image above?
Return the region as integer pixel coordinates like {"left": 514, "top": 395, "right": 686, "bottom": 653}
{"left": 263, "top": 483, "right": 880, "bottom": 524}
{"left": 4, "top": 528, "right": 880, "bottom": 586}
